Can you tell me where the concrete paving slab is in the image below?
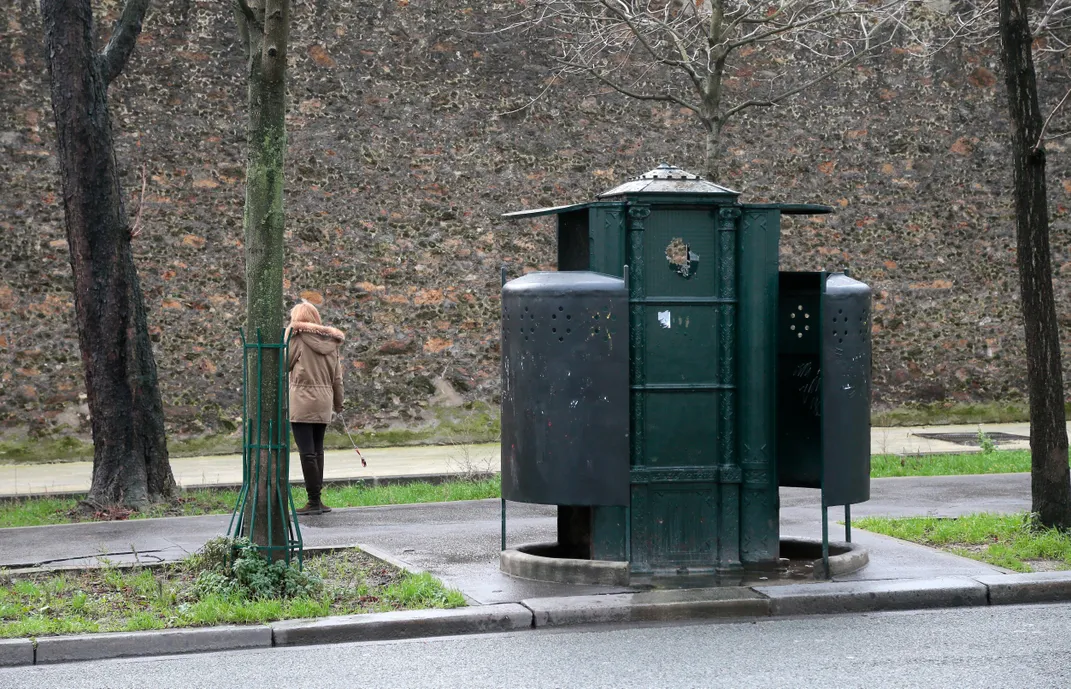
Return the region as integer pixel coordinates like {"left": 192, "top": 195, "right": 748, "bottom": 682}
{"left": 0, "top": 638, "right": 33, "bottom": 667}
{"left": 755, "top": 576, "right": 989, "bottom": 616}
{"left": 0, "top": 514, "right": 229, "bottom": 568}
{"left": 4, "top": 421, "right": 1061, "bottom": 498}
{"left": 975, "top": 571, "right": 1071, "bottom": 605}
{"left": 523, "top": 588, "right": 770, "bottom": 627}
{"left": 0, "top": 473, "right": 1032, "bottom": 605}
{"left": 0, "top": 443, "right": 499, "bottom": 497}
{"left": 34, "top": 625, "right": 271, "bottom": 664}
{"left": 270, "top": 603, "right": 532, "bottom": 646}
{"left": 869, "top": 422, "right": 1037, "bottom": 456}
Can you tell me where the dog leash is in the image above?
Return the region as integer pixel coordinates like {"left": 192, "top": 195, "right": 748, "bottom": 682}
{"left": 336, "top": 412, "right": 367, "bottom": 467}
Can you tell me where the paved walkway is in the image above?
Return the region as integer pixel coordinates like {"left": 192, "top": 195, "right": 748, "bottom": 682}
{"left": 0, "top": 421, "right": 1053, "bottom": 498}
{"left": 0, "top": 443, "right": 500, "bottom": 497}
{"left": 0, "top": 474, "right": 1032, "bottom": 604}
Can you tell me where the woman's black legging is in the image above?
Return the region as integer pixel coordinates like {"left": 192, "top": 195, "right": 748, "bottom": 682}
{"left": 291, "top": 422, "right": 326, "bottom": 456}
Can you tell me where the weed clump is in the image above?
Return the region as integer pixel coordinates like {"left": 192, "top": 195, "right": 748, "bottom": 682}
{"left": 189, "top": 537, "right": 321, "bottom": 600}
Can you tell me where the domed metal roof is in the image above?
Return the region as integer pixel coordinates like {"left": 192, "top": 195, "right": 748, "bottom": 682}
{"left": 598, "top": 163, "right": 739, "bottom": 198}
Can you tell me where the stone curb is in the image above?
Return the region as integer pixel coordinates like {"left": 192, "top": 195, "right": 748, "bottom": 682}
{"left": 974, "top": 571, "right": 1071, "bottom": 605}
{"left": 523, "top": 588, "right": 770, "bottom": 627}
{"left": 753, "top": 576, "right": 989, "bottom": 616}
{"left": 0, "top": 638, "right": 33, "bottom": 667}
{"left": 34, "top": 625, "right": 272, "bottom": 665}
{"left": 271, "top": 604, "right": 532, "bottom": 647}
{"left": 6, "top": 573, "right": 1071, "bottom": 667}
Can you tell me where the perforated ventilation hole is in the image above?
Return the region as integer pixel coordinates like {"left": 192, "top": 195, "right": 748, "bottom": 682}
{"left": 552, "top": 314, "right": 556, "bottom": 320}
{"left": 524, "top": 306, "right": 529, "bottom": 312}
{"left": 558, "top": 337, "right": 564, "bottom": 342}
{"left": 566, "top": 315, "right": 571, "bottom": 320}
{"left": 790, "top": 325, "right": 796, "bottom": 331}
{"left": 552, "top": 328, "right": 557, "bottom": 333}
{"left": 566, "top": 328, "right": 571, "bottom": 334}
{"left": 558, "top": 306, "right": 564, "bottom": 312}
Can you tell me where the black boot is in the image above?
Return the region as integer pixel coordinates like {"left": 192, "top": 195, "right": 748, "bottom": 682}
{"left": 317, "top": 451, "right": 332, "bottom": 513}
{"left": 296, "top": 453, "right": 322, "bottom": 515}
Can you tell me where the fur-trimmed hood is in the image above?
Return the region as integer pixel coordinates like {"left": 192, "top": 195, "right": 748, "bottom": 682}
{"left": 287, "top": 321, "right": 345, "bottom": 355}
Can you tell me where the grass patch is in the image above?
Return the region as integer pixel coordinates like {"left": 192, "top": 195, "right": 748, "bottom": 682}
{"left": 0, "top": 545, "right": 464, "bottom": 639}
{"left": 868, "top": 401, "right": 1063, "bottom": 427}
{"left": 0, "top": 437, "right": 94, "bottom": 464}
{"left": 0, "top": 477, "right": 501, "bottom": 529}
{"left": 855, "top": 512, "right": 1071, "bottom": 572}
{"left": 870, "top": 449, "right": 1037, "bottom": 478}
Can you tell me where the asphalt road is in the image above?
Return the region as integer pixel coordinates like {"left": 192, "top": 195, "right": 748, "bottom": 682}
{"left": 4, "top": 603, "right": 1070, "bottom": 688}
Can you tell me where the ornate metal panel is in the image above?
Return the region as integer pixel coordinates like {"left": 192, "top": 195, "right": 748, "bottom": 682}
{"left": 628, "top": 205, "right": 735, "bottom": 572}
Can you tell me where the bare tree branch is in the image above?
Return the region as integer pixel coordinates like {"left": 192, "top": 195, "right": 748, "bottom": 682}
{"left": 577, "top": 62, "right": 702, "bottom": 114}
{"left": 519, "top": 0, "right": 908, "bottom": 177}
{"left": 98, "top": 0, "right": 152, "bottom": 86}
{"left": 1036, "top": 84, "right": 1071, "bottom": 151}
{"left": 723, "top": 37, "right": 891, "bottom": 120}
{"left": 130, "top": 165, "right": 149, "bottom": 239}
{"left": 235, "top": 0, "right": 264, "bottom": 34}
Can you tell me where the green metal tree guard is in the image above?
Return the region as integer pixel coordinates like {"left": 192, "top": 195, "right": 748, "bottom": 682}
{"left": 228, "top": 329, "right": 303, "bottom": 566}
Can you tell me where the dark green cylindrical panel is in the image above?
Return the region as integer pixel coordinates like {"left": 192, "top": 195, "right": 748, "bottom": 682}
{"left": 737, "top": 208, "right": 781, "bottom": 564}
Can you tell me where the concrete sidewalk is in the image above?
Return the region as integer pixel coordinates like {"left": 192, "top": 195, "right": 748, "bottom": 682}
{"left": 2, "top": 471, "right": 1067, "bottom": 669}
{"left": 0, "top": 421, "right": 1051, "bottom": 498}
{"left": 0, "top": 473, "right": 1034, "bottom": 601}
{"left": 0, "top": 442, "right": 500, "bottom": 498}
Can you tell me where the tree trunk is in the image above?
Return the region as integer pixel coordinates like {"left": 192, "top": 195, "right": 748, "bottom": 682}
{"left": 998, "top": 0, "right": 1071, "bottom": 529}
{"left": 240, "top": 0, "right": 291, "bottom": 551}
{"left": 703, "top": 121, "right": 724, "bottom": 182}
{"left": 41, "top": 0, "right": 175, "bottom": 509}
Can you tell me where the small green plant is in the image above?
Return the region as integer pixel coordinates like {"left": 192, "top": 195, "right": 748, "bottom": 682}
{"left": 186, "top": 536, "right": 235, "bottom": 573}
{"left": 188, "top": 538, "right": 321, "bottom": 600}
{"left": 977, "top": 427, "right": 997, "bottom": 455}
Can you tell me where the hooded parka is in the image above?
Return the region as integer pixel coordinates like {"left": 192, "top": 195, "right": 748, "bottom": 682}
{"left": 287, "top": 321, "right": 345, "bottom": 423}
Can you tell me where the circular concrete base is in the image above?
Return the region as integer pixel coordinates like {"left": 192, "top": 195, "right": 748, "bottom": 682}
{"left": 500, "top": 543, "right": 630, "bottom": 587}
{"left": 780, "top": 537, "right": 869, "bottom": 578}
{"left": 500, "top": 539, "right": 869, "bottom": 586}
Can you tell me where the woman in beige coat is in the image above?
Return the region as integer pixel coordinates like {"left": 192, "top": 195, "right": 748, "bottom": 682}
{"left": 287, "top": 301, "right": 345, "bottom": 515}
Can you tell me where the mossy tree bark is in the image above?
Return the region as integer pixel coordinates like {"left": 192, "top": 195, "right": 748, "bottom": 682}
{"left": 40, "top": 0, "right": 176, "bottom": 510}
{"left": 997, "top": 0, "right": 1071, "bottom": 529}
{"left": 235, "top": 0, "right": 291, "bottom": 552}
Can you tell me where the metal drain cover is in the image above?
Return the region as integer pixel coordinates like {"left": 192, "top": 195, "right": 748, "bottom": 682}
{"left": 912, "top": 432, "right": 1029, "bottom": 447}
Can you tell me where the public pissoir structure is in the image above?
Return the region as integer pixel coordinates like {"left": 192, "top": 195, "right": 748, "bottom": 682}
{"left": 500, "top": 165, "right": 872, "bottom": 581}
